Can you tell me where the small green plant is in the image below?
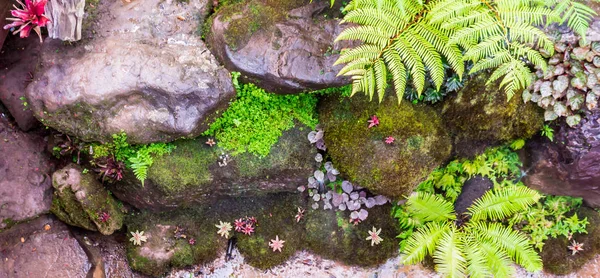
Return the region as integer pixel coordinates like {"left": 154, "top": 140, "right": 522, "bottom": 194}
{"left": 90, "top": 133, "right": 175, "bottom": 184}
{"left": 541, "top": 124, "right": 554, "bottom": 141}
{"left": 510, "top": 196, "right": 588, "bottom": 251}
{"left": 202, "top": 73, "right": 319, "bottom": 157}
{"left": 400, "top": 188, "right": 543, "bottom": 277}
{"left": 19, "top": 96, "right": 28, "bottom": 110}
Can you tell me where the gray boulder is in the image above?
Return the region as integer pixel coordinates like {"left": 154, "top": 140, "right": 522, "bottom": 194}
{"left": 26, "top": 0, "right": 234, "bottom": 144}
{"left": 0, "top": 117, "right": 54, "bottom": 228}
{"left": 207, "top": 0, "right": 350, "bottom": 93}
{"left": 0, "top": 36, "right": 42, "bottom": 131}
{"left": 522, "top": 108, "right": 600, "bottom": 207}
{"left": 0, "top": 215, "right": 91, "bottom": 278}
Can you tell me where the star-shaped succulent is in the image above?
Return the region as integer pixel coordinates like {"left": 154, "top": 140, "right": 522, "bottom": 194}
{"left": 129, "top": 230, "right": 148, "bottom": 246}
{"left": 215, "top": 221, "right": 232, "bottom": 238}
{"left": 269, "top": 235, "right": 285, "bottom": 252}
{"left": 242, "top": 224, "right": 255, "bottom": 235}
{"left": 365, "top": 226, "right": 383, "bottom": 246}
{"left": 385, "top": 136, "right": 395, "bottom": 144}
{"left": 295, "top": 207, "right": 305, "bottom": 223}
{"left": 367, "top": 115, "right": 379, "bottom": 128}
{"left": 568, "top": 240, "right": 584, "bottom": 255}
{"left": 205, "top": 138, "right": 216, "bottom": 147}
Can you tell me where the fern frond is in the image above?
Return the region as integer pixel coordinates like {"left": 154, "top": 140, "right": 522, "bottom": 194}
{"left": 468, "top": 185, "right": 542, "bottom": 221}
{"left": 433, "top": 226, "right": 467, "bottom": 278}
{"left": 334, "top": 45, "right": 381, "bottom": 66}
{"left": 393, "top": 36, "right": 426, "bottom": 94}
{"left": 405, "top": 29, "right": 445, "bottom": 90}
{"left": 472, "top": 222, "right": 543, "bottom": 272}
{"left": 413, "top": 23, "right": 465, "bottom": 77}
{"left": 403, "top": 221, "right": 450, "bottom": 264}
{"left": 463, "top": 35, "right": 505, "bottom": 62}
{"left": 478, "top": 238, "right": 515, "bottom": 277}
{"left": 335, "top": 26, "right": 392, "bottom": 48}
{"left": 469, "top": 50, "right": 512, "bottom": 73}
{"left": 406, "top": 192, "right": 456, "bottom": 222}
{"left": 506, "top": 22, "right": 554, "bottom": 55}
{"left": 463, "top": 236, "right": 491, "bottom": 278}
{"left": 382, "top": 49, "right": 408, "bottom": 102}
{"left": 338, "top": 59, "right": 374, "bottom": 76}
{"left": 343, "top": 7, "right": 407, "bottom": 34}
{"left": 373, "top": 59, "right": 388, "bottom": 102}
{"left": 499, "top": 6, "right": 557, "bottom": 26}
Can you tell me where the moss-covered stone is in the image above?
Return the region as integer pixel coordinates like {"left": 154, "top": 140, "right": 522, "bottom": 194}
{"left": 207, "top": 0, "right": 306, "bottom": 50}
{"left": 124, "top": 192, "right": 400, "bottom": 274}
{"left": 304, "top": 204, "right": 400, "bottom": 266}
{"left": 50, "top": 163, "right": 124, "bottom": 235}
{"left": 319, "top": 94, "right": 452, "bottom": 198}
{"left": 441, "top": 74, "right": 544, "bottom": 158}
{"left": 540, "top": 207, "right": 600, "bottom": 275}
{"left": 113, "top": 126, "right": 316, "bottom": 211}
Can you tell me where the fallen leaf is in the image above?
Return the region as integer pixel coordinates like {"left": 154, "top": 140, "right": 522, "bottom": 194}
{"left": 20, "top": 237, "right": 25, "bottom": 243}
{"left": 43, "top": 224, "right": 51, "bottom": 231}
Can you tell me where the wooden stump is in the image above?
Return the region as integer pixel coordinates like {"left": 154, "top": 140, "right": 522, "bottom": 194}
{"left": 46, "top": 0, "right": 85, "bottom": 41}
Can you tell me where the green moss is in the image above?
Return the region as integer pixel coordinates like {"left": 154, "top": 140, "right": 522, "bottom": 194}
{"left": 304, "top": 205, "right": 400, "bottom": 266}
{"left": 42, "top": 102, "right": 104, "bottom": 142}
{"left": 319, "top": 93, "right": 452, "bottom": 198}
{"left": 442, "top": 74, "right": 544, "bottom": 157}
{"left": 50, "top": 184, "right": 97, "bottom": 231}
{"left": 171, "top": 241, "right": 194, "bottom": 268}
{"left": 541, "top": 207, "right": 600, "bottom": 275}
{"left": 203, "top": 74, "right": 319, "bottom": 157}
{"left": 148, "top": 139, "right": 216, "bottom": 194}
{"left": 212, "top": 0, "right": 307, "bottom": 50}
{"left": 126, "top": 246, "right": 166, "bottom": 277}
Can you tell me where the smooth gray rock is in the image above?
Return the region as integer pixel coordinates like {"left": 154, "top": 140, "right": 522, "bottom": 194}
{"left": 0, "top": 117, "right": 54, "bottom": 227}
{"left": 207, "top": 0, "right": 350, "bottom": 94}
{"left": 26, "top": 0, "right": 234, "bottom": 144}
{"left": 0, "top": 215, "right": 91, "bottom": 278}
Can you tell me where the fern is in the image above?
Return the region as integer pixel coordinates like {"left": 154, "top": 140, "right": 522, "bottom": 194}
{"left": 335, "top": 0, "right": 463, "bottom": 102}
{"left": 400, "top": 189, "right": 542, "bottom": 277}
{"left": 468, "top": 186, "right": 542, "bottom": 221}
{"left": 335, "top": 0, "right": 596, "bottom": 101}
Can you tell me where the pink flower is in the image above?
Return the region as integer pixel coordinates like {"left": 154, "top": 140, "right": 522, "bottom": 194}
{"left": 234, "top": 219, "right": 245, "bottom": 232}
{"left": 367, "top": 115, "right": 379, "bottom": 128}
{"left": 242, "top": 224, "right": 255, "bottom": 235}
{"left": 385, "top": 136, "right": 395, "bottom": 144}
{"left": 268, "top": 235, "right": 285, "bottom": 252}
{"left": 3, "top": 0, "right": 50, "bottom": 43}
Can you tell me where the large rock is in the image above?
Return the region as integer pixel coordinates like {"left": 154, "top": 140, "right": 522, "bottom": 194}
{"left": 51, "top": 163, "right": 124, "bottom": 235}
{"left": 0, "top": 215, "right": 91, "bottom": 277}
{"left": 0, "top": 35, "right": 42, "bottom": 131}
{"left": 25, "top": 0, "right": 235, "bottom": 144}
{"left": 0, "top": 117, "right": 54, "bottom": 228}
{"left": 521, "top": 108, "right": 600, "bottom": 207}
{"left": 112, "top": 126, "right": 316, "bottom": 211}
{"left": 442, "top": 74, "right": 544, "bottom": 158}
{"left": 125, "top": 193, "right": 399, "bottom": 276}
{"left": 319, "top": 94, "right": 452, "bottom": 199}
{"left": 207, "top": 0, "right": 350, "bottom": 93}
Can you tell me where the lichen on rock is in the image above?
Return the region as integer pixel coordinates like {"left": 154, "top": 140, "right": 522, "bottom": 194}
{"left": 51, "top": 163, "right": 124, "bottom": 235}
{"left": 442, "top": 74, "right": 544, "bottom": 157}
{"left": 319, "top": 93, "right": 452, "bottom": 199}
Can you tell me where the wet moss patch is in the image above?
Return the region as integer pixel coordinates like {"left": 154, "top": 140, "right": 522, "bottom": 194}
{"left": 319, "top": 93, "right": 452, "bottom": 198}
{"left": 540, "top": 207, "right": 600, "bottom": 275}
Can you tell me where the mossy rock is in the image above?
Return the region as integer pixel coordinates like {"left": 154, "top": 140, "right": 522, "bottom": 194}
{"left": 50, "top": 163, "right": 124, "bottom": 235}
{"left": 319, "top": 94, "right": 452, "bottom": 198}
{"left": 540, "top": 207, "right": 600, "bottom": 275}
{"left": 303, "top": 204, "right": 400, "bottom": 266}
{"left": 125, "top": 193, "right": 302, "bottom": 275}
{"left": 206, "top": 0, "right": 307, "bottom": 50}
{"left": 124, "top": 192, "right": 399, "bottom": 274}
{"left": 441, "top": 74, "right": 544, "bottom": 158}
{"left": 113, "top": 126, "right": 316, "bottom": 211}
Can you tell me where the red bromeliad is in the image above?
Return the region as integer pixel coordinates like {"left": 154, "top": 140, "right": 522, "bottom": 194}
{"left": 3, "top": 0, "right": 50, "bottom": 43}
